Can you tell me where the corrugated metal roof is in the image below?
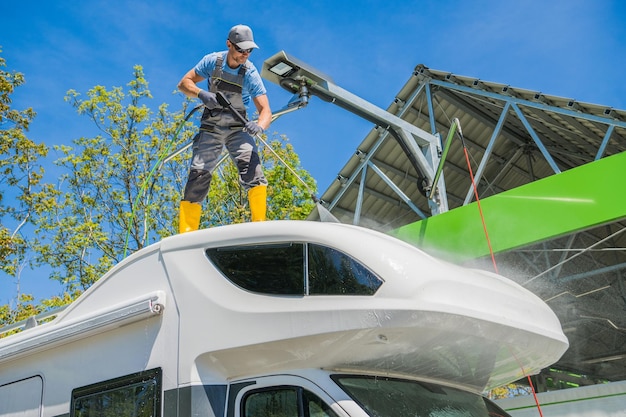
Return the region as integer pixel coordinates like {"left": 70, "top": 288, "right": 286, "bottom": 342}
{"left": 317, "top": 64, "right": 626, "bottom": 385}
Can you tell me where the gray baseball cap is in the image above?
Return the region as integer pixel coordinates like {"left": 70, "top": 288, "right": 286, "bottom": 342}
{"left": 228, "top": 24, "right": 259, "bottom": 50}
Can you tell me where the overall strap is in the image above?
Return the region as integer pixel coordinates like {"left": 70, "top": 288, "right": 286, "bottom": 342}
{"left": 201, "top": 54, "right": 249, "bottom": 128}
{"left": 209, "top": 54, "right": 248, "bottom": 94}
{"left": 209, "top": 55, "right": 225, "bottom": 93}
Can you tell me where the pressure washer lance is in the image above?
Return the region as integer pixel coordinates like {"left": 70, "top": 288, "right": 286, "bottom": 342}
{"left": 215, "top": 92, "right": 339, "bottom": 223}
{"left": 123, "top": 103, "right": 204, "bottom": 258}
{"left": 428, "top": 117, "right": 462, "bottom": 201}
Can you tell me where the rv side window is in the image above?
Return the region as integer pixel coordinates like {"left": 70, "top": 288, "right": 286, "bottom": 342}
{"left": 70, "top": 368, "right": 161, "bottom": 417}
{"left": 0, "top": 376, "right": 43, "bottom": 417}
{"left": 206, "top": 243, "right": 383, "bottom": 296}
{"left": 308, "top": 244, "right": 382, "bottom": 295}
{"left": 207, "top": 243, "right": 305, "bottom": 295}
{"left": 243, "top": 386, "right": 339, "bottom": 417}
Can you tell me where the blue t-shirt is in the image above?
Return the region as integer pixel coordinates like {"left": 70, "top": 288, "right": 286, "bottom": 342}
{"left": 194, "top": 51, "right": 267, "bottom": 111}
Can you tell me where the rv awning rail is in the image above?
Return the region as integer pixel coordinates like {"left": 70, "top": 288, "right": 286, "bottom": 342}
{"left": 0, "top": 306, "right": 68, "bottom": 337}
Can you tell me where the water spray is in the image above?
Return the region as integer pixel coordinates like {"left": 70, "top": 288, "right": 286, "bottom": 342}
{"left": 452, "top": 117, "right": 546, "bottom": 415}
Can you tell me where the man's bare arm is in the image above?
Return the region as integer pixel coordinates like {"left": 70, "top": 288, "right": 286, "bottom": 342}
{"left": 252, "top": 94, "right": 272, "bottom": 131}
{"left": 177, "top": 69, "right": 206, "bottom": 98}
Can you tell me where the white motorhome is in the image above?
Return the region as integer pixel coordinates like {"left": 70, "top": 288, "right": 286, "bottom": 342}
{"left": 0, "top": 221, "right": 568, "bottom": 417}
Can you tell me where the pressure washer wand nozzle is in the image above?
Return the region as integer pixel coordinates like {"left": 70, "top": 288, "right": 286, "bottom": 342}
{"left": 454, "top": 117, "right": 463, "bottom": 137}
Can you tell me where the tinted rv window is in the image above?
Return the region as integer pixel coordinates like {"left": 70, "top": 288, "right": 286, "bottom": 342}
{"left": 207, "top": 243, "right": 383, "bottom": 296}
{"left": 243, "top": 386, "right": 339, "bottom": 417}
{"left": 207, "top": 243, "right": 305, "bottom": 295}
{"left": 308, "top": 244, "right": 382, "bottom": 295}
{"left": 70, "top": 368, "right": 161, "bottom": 417}
{"left": 332, "top": 375, "right": 512, "bottom": 417}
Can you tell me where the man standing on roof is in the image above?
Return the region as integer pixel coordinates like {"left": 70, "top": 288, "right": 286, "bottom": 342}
{"left": 177, "top": 24, "right": 272, "bottom": 233}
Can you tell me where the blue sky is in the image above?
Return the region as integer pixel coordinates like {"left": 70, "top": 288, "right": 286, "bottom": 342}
{"left": 1, "top": 0, "right": 625, "bottom": 305}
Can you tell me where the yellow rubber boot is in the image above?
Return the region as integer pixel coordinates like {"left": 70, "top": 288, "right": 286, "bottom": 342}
{"left": 248, "top": 185, "right": 267, "bottom": 222}
{"left": 179, "top": 201, "right": 201, "bottom": 233}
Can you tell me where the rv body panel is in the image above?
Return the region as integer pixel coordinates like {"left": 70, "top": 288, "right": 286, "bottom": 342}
{"left": 0, "top": 245, "right": 180, "bottom": 416}
{"left": 0, "top": 221, "right": 569, "bottom": 417}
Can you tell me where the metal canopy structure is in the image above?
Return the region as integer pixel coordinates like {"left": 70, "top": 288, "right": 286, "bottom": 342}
{"left": 261, "top": 53, "right": 626, "bottom": 387}
{"left": 318, "top": 65, "right": 626, "bottom": 228}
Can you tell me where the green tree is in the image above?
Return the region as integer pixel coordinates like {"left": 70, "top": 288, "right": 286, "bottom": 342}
{"left": 263, "top": 135, "right": 317, "bottom": 221}
{"left": 32, "top": 66, "right": 191, "bottom": 291}
{"left": 1, "top": 60, "right": 317, "bottom": 329}
{"left": 205, "top": 133, "right": 316, "bottom": 226}
{"left": 0, "top": 292, "right": 74, "bottom": 334}
{"left": 34, "top": 65, "right": 316, "bottom": 293}
{"left": 0, "top": 47, "right": 56, "bottom": 314}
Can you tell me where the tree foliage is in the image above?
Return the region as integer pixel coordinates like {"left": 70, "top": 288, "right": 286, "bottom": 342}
{"left": 0, "top": 53, "right": 318, "bottom": 329}
{"left": 0, "top": 48, "right": 52, "bottom": 295}
{"left": 34, "top": 65, "right": 197, "bottom": 291}
{"left": 205, "top": 133, "right": 316, "bottom": 226}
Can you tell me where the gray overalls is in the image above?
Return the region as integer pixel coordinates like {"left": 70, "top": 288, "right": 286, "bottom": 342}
{"left": 183, "top": 55, "right": 267, "bottom": 203}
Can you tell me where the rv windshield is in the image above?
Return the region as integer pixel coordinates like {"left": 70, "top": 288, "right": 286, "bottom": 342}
{"left": 332, "top": 375, "right": 511, "bottom": 417}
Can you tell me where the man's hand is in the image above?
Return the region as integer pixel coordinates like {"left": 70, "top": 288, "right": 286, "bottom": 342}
{"left": 245, "top": 121, "right": 263, "bottom": 136}
{"left": 198, "top": 90, "right": 218, "bottom": 109}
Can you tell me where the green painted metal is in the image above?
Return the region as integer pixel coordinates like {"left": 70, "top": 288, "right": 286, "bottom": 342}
{"left": 429, "top": 119, "right": 459, "bottom": 200}
{"left": 393, "top": 151, "right": 626, "bottom": 263}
